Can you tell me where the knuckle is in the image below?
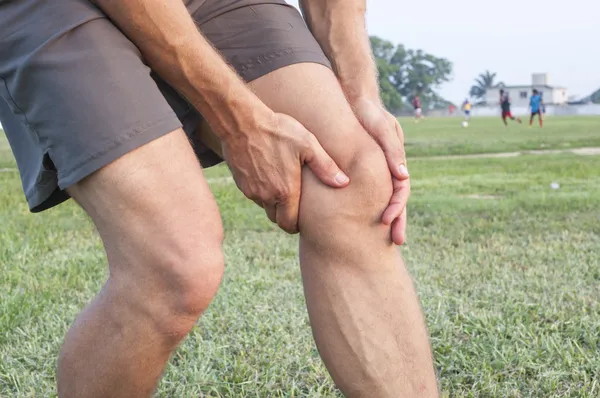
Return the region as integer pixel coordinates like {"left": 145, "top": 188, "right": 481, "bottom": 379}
{"left": 275, "top": 186, "right": 292, "bottom": 203}
{"left": 396, "top": 124, "right": 405, "bottom": 138}
{"left": 372, "top": 121, "right": 389, "bottom": 140}
{"left": 320, "top": 156, "right": 336, "bottom": 172}
{"left": 257, "top": 190, "right": 276, "bottom": 205}
{"left": 384, "top": 141, "right": 403, "bottom": 159}
{"left": 398, "top": 146, "right": 406, "bottom": 159}
{"left": 301, "top": 132, "right": 318, "bottom": 151}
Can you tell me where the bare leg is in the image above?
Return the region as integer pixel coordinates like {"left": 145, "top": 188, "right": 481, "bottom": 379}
{"left": 58, "top": 129, "right": 224, "bottom": 398}
{"left": 248, "top": 64, "right": 438, "bottom": 397}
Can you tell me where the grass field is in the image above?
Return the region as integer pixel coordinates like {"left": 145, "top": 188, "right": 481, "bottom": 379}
{"left": 402, "top": 116, "right": 600, "bottom": 157}
{"left": 1, "top": 116, "right": 600, "bottom": 397}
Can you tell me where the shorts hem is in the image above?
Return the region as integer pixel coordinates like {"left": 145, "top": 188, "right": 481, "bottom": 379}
{"left": 236, "top": 49, "right": 332, "bottom": 82}
{"left": 26, "top": 184, "right": 65, "bottom": 213}
{"left": 57, "top": 113, "right": 182, "bottom": 189}
{"left": 25, "top": 113, "right": 182, "bottom": 212}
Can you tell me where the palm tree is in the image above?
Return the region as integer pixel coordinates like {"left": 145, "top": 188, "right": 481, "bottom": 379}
{"left": 469, "top": 71, "right": 501, "bottom": 103}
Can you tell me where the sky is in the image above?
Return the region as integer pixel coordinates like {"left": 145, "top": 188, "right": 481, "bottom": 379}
{"left": 287, "top": 0, "right": 599, "bottom": 104}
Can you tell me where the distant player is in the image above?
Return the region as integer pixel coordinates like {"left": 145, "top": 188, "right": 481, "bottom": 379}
{"left": 412, "top": 95, "right": 423, "bottom": 122}
{"left": 529, "top": 89, "right": 544, "bottom": 127}
{"left": 499, "top": 89, "right": 521, "bottom": 126}
{"left": 462, "top": 98, "right": 472, "bottom": 121}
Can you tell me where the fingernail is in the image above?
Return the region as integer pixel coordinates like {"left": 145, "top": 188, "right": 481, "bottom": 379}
{"left": 335, "top": 171, "right": 350, "bottom": 184}
{"left": 399, "top": 164, "right": 410, "bottom": 177}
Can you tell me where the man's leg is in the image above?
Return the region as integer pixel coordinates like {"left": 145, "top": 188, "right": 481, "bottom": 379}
{"left": 507, "top": 112, "right": 521, "bottom": 124}
{"left": 58, "top": 129, "right": 224, "bottom": 398}
{"left": 249, "top": 64, "right": 437, "bottom": 397}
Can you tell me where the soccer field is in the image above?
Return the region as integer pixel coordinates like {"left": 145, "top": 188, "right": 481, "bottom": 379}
{"left": 1, "top": 117, "right": 600, "bottom": 397}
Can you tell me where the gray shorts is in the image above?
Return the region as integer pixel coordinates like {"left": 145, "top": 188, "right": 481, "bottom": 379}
{"left": 0, "top": 0, "right": 330, "bottom": 212}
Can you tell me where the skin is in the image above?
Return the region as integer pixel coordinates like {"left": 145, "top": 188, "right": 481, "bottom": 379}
{"left": 53, "top": 0, "right": 438, "bottom": 396}
{"left": 252, "top": 63, "right": 437, "bottom": 397}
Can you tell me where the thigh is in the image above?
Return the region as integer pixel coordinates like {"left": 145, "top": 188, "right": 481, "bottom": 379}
{"left": 188, "top": 1, "right": 334, "bottom": 163}
{"left": 188, "top": 9, "right": 392, "bottom": 238}
{"left": 67, "top": 128, "right": 222, "bottom": 274}
{"left": 0, "top": 0, "right": 186, "bottom": 212}
{"left": 248, "top": 63, "right": 377, "bottom": 166}
{"left": 247, "top": 63, "right": 393, "bottom": 244}
{"left": 195, "top": 63, "right": 379, "bottom": 170}
{"left": 188, "top": 0, "right": 375, "bottom": 167}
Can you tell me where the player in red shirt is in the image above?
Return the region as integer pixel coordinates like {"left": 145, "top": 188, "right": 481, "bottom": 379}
{"left": 500, "top": 89, "right": 522, "bottom": 126}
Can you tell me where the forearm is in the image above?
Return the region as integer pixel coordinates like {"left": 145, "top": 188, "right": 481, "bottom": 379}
{"left": 300, "top": 0, "right": 378, "bottom": 102}
{"left": 92, "top": 0, "right": 272, "bottom": 141}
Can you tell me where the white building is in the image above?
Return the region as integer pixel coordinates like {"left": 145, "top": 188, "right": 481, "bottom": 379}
{"left": 484, "top": 73, "right": 568, "bottom": 107}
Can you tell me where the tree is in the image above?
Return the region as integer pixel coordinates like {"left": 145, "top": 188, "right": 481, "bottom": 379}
{"left": 590, "top": 88, "right": 600, "bottom": 104}
{"left": 469, "top": 71, "right": 501, "bottom": 103}
{"left": 370, "top": 36, "right": 453, "bottom": 113}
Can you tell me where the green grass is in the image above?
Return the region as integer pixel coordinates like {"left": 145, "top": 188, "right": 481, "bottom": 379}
{"left": 1, "top": 117, "right": 600, "bottom": 397}
{"left": 402, "top": 116, "right": 600, "bottom": 157}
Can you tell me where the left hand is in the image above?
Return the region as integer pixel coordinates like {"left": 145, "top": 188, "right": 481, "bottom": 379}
{"left": 351, "top": 97, "right": 410, "bottom": 245}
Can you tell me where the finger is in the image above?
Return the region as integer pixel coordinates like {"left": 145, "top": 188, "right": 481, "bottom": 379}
{"left": 395, "top": 118, "right": 403, "bottom": 139}
{"left": 392, "top": 119, "right": 409, "bottom": 180}
{"left": 391, "top": 209, "right": 407, "bottom": 245}
{"left": 372, "top": 119, "right": 409, "bottom": 181}
{"left": 275, "top": 196, "right": 300, "bottom": 234}
{"left": 380, "top": 136, "right": 408, "bottom": 181}
{"left": 381, "top": 178, "right": 410, "bottom": 225}
{"left": 394, "top": 119, "right": 408, "bottom": 165}
{"left": 301, "top": 133, "right": 350, "bottom": 188}
{"left": 265, "top": 204, "right": 277, "bottom": 224}
{"left": 382, "top": 202, "right": 404, "bottom": 226}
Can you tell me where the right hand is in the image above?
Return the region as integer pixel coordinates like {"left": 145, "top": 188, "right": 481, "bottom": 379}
{"left": 221, "top": 112, "right": 350, "bottom": 234}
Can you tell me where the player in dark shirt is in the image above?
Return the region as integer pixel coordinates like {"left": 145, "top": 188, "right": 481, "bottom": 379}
{"left": 500, "top": 89, "right": 521, "bottom": 126}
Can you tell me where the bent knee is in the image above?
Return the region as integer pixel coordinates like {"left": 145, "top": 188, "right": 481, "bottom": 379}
{"left": 149, "top": 245, "right": 224, "bottom": 341}
{"left": 163, "top": 245, "right": 225, "bottom": 317}
{"left": 114, "top": 225, "right": 225, "bottom": 342}
{"left": 299, "top": 140, "right": 392, "bottom": 238}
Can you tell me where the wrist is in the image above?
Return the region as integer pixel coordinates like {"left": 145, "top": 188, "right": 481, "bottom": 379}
{"left": 339, "top": 74, "right": 380, "bottom": 106}
{"left": 172, "top": 52, "right": 274, "bottom": 143}
{"left": 198, "top": 86, "right": 275, "bottom": 144}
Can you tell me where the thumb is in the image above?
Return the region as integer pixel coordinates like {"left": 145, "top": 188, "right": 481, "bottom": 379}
{"left": 301, "top": 133, "right": 350, "bottom": 188}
